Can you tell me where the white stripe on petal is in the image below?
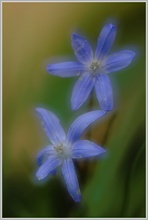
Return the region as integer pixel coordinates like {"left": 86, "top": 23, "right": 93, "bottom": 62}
{"left": 72, "top": 140, "right": 106, "bottom": 159}
{"left": 67, "top": 110, "right": 106, "bottom": 144}
{"left": 36, "top": 156, "right": 62, "bottom": 180}
{"left": 62, "top": 158, "right": 81, "bottom": 202}
{"left": 46, "top": 61, "right": 85, "bottom": 77}
{"left": 36, "top": 108, "right": 66, "bottom": 146}
{"left": 71, "top": 73, "right": 95, "bottom": 110}
{"left": 102, "top": 50, "right": 135, "bottom": 73}
{"left": 71, "top": 33, "right": 93, "bottom": 64}
{"left": 95, "top": 74, "right": 113, "bottom": 111}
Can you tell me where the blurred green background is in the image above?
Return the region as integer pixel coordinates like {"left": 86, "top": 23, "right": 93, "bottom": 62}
{"left": 3, "top": 2, "right": 145, "bottom": 218}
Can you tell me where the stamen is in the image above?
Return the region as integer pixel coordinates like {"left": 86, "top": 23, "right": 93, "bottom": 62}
{"left": 90, "top": 61, "right": 99, "bottom": 72}
{"left": 54, "top": 145, "right": 63, "bottom": 154}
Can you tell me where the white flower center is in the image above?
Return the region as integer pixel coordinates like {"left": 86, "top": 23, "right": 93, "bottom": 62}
{"left": 89, "top": 61, "right": 99, "bottom": 72}
{"left": 89, "top": 59, "right": 104, "bottom": 75}
{"left": 55, "top": 145, "right": 63, "bottom": 154}
{"left": 54, "top": 142, "right": 71, "bottom": 159}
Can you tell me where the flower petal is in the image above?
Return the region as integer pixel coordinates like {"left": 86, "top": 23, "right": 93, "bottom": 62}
{"left": 71, "top": 73, "right": 95, "bottom": 110}
{"left": 36, "top": 155, "right": 62, "bottom": 180}
{"left": 46, "top": 62, "right": 85, "bottom": 77}
{"left": 95, "top": 24, "right": 116, "bottom": 60}
{"left": 102, "top": 50, "right": 135, "bottom": 73}
{"left": 95, "top": 74, "right": 113, "bottom": 111}
{"left": 67, "top": 110, "right": 106, "bottom": 144}
{"left": 71, "top": 33, "right": 93, "bottom": 64}
{"left": 72, "top": 140, "right": 106, "bottom": 159}
{"left": 36, "top": 108, "right": 66, "bottom": 146}
{"left": 62, "top": 158, "right": 81, "bottom": 202}
{"left": 36, "top": 145, "right": 56, "bottom": 166}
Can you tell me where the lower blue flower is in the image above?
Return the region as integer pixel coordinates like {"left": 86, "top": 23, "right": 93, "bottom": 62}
{"left": 35, "top": 108, "right": 107, "bottom": 202}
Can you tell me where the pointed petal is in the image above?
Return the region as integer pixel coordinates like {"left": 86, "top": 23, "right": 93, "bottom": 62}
{"left": 36, "top": 155, "right": 62, "bottom": 180}
{"left": 67, "top": 110, "right": 106, "bottom": 144}
{"left": 103, "top": 50, "right": 135, "bottom": 73}
{"left": 62, "top": 158, "right": 81, "bottom": 202}
{"left": 95, "top": 74, "right": 113, "bottom": 111}
{"left": 46, "top": 62, "right": 85, "bottom": 77}
{"left": 72, "top": 140, "right": 106, "bottom": 159}
{"left": 71, "top": 33, "right": 93, "bottom": 64}
{"left": 95, "top": 24, "right": 116, "bottom": 60}
{"left": 36, "top": 145, "right": 56, "bottom": 166}
{"left": 71, "top": 73, "right": 95, "bottom": 110}
{"left": 36, "top": 108, "right": 66, "bottom": 146}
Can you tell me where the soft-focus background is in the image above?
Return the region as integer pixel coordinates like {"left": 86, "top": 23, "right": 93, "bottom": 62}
{"left": 3, "top": 2, "right": 145, "bottom": 218}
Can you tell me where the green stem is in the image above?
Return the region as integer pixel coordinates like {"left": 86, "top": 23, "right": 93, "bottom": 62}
{"left": 86, "top": 90, "right": 94, "bottom": 139}
{"left": 102, "top": 111, "right": 117, "bottom": 145}
{"left": 77, "top": 90, "right": 95, "bottom": 185}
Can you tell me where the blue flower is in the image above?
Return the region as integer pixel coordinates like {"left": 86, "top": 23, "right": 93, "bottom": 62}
{"left": 35, "top": 108, "right": 106, "bottom": 202}
{"left": 46, "top": 24, "right": 135, "bottom": 111}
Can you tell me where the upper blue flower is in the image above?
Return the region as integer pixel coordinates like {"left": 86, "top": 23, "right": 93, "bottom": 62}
{"left": 35, "top": 108, "right": 106, "bottom": 202}
{"left": 46, "top": 24, "right": 135, "bottom": 111}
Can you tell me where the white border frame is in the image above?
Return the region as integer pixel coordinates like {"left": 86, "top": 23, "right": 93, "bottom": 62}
{"left": 0, "top": 1, "right": 147, "bottom": 219}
